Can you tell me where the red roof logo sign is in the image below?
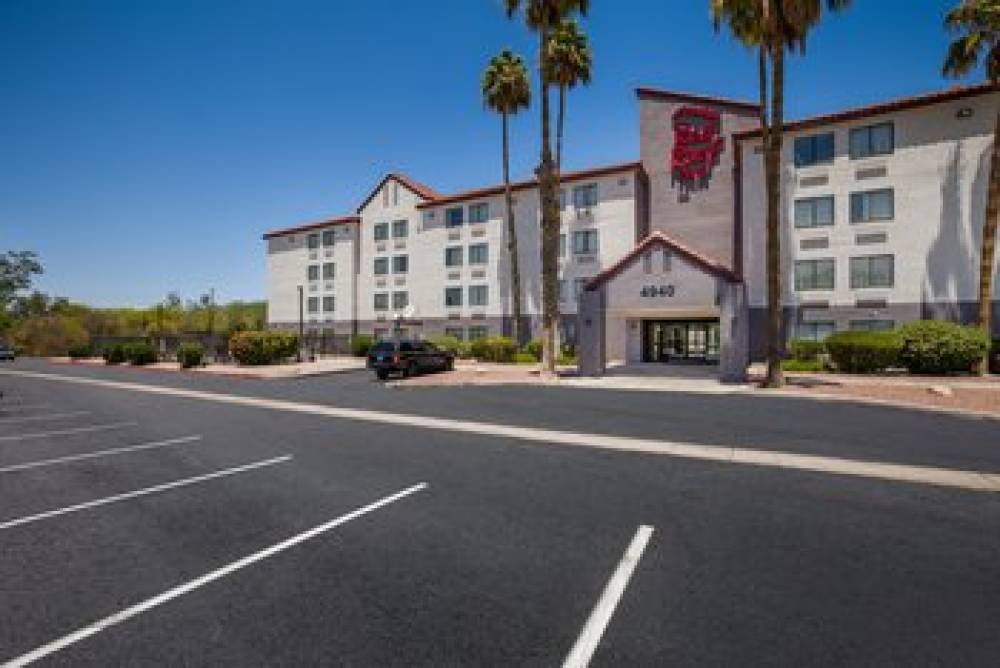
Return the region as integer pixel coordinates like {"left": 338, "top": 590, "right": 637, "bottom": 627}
{"left": 671, "top": 106, "right": 725, "bottom": 196}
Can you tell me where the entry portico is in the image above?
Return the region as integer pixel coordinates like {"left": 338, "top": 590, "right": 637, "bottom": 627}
{"left": 577, "top": 232, "right": 749, "bottom": 381}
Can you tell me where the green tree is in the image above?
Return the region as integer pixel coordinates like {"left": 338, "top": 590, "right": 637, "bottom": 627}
{"left": 505, "top": 0, "right": 589, "bottom": 374}
{"left": 546, "top": 19, "right": 592, "bottom": 170}
{"left": 943, "top": 0, "right": 1000, "bottom": 373}
{"left": 0, "top": 251, "right": 43, "bottom": 331}
{"left": 712, "top": 0, "right": 850, "bottom": 387}
{"left": 482, "top": 49, "right": 532, "bottom": 345}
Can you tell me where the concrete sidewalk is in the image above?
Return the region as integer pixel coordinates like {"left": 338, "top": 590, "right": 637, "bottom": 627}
{"left": 49, "top": 356, "right": 367, "bottom": 379}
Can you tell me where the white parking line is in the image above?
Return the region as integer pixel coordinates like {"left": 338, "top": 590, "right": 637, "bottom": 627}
{"left": 0, "top": 455, "right": 291, "bottom": 530}
{"left": 0, "top": 422, "right": 136, "bottom": 442}
{"left": 0, "top": 435, "right": 203, "bottom": 474}
{"left": 0, "top": 403, "right": 51, "bottom": 413}
{"left": 1, "top": 482, "right": 427, "bottom": 667}
{"left": 0, "top": 411, "right": 90, "bottom": 425}
{"left": 2, "top": 368, "right": 1000, "bottom": 493}
{"left": 563, "top": 526, "right": 655, "bottom": 668}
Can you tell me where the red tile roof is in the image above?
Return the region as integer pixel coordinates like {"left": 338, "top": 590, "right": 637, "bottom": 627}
{"left": 415, "top": 161, "right": 644, "bottom": 209}
{"left": 635, "top": 87, "right": 760, "bottom": 112}
{"left": 355, "top": 173, "right": 441, "bottom": 213}
{"left": 262, "top": 215, "right": 360, "bottom": 240}
{"left": 734, "top": 81, "right": 1000, "bottom": 140}
{"left": 587, "top": 231, "right": 740, "bottom": 291}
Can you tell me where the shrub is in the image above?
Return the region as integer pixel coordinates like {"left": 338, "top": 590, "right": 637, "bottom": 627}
{"left": 124, "top": 341, "right": 157, "bottom": 366}
{"left": 557, "top": 353, "right": 578, "bottom": 366}
{"left": 824, "top": 330, "right": 902, "bottom": 374}
{"left": 103, "top": 343, "right": 126, "bottom": 365}
{"left": 177, "top": 342, "right": 204, "bottom": 369}
{"left": 781, "top": 358, "right": 826, "bottom": 373}
{"left": 788, "top": 338, "right": 825, "bottom": 362}
{"left": 513, "top": 352, "right": 537, "bottom": 365}
{"left": 351, "top": 334, "right": 374, "bottom": 358}
{"left": 67, "top": 344, "right": 91, "bottom": 360}
{"left": 229, "top": 331, "right": 298, "bottom": 366}
{"left": 11, "top": 314, "right": 88, "bottom": 357}
{"left": 896, "top": 320, "right": 990, "bottom": 375}
{"left": 522, "top": 339, "right": 543, "bottom": 361}
{"left": 469, "top": 336, "right": 517, "bottom": 363}
{"left": 427, "top": 335, "right": 462, "bottom": 355}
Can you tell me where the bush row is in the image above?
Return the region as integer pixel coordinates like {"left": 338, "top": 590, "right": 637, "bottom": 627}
{"left": 103, "top": 341, "right": 158, "bottom": 366}
{"left": 177, "top": 342, "right": 204, "bottom": 369}
{"left": 788, "top": 320, "right": 990, "bottom": 375}
{"left": 229, "top": 331, "right": 298, "bottom": 366}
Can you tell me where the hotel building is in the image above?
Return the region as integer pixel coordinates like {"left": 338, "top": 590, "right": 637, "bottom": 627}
{"left": 264, "top": 82, "right": 1000, "bottom": 376}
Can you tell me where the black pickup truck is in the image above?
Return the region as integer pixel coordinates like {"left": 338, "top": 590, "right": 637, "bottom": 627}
{"left": 368, "top": 339, "right": 454, "bottom": 381}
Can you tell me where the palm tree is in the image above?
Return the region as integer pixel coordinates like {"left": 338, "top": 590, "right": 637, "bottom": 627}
{"left": 482, "top": 49, "right": 532, "bottom": 345}
{"left": 505, "top": 0, "right": 589, "bottom": 375}
{"left": 943, "top": 0, "right": 999, "bottom": 374}
{"left": 712, "top": 0, "right": 850, "bottom": 388}
{"left": 546, "top": 19, "right": 593, "bottom": 170}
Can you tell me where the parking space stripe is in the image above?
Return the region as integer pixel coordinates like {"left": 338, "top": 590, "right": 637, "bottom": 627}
{"left": 0, "top": 411, "right": 90, "bottom": 425}
{"left": 0, "top": 455, "right": 292, "bottom": 530}
{"left": 2, "top": 368, "right": 1000, "bottom": 494}
{"left": 0, "top": 482, "right": 427, "bottom": 667}
{"left": 0, "top": 403, "right": 51, "bottom": 413}
{"left": 0, "top": 422, "right": 136, "bottom": 442}
{"left": 563, "top": 525, "right": 654, "bottom": 668}
{"left": 0, "top": 435, "right": 203, "bottom": 474}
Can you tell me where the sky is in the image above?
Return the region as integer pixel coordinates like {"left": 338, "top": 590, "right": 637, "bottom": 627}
{"left": 0, "top": 0, "right": 986, "bottom": 307}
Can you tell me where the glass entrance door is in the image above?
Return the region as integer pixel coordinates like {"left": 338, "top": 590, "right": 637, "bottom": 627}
{"left": 643, "top": 320, "right": 720, "bottom": 363}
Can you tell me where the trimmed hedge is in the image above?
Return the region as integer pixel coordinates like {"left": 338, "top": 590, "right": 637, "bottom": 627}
{"left": 896, "top": 320, "right": 990, "bottom": 375}
{"left": 824, "top": 331, "right": 902, "bottom": 374}
{"left": 103, "top": 343, "right": 127, "bottom": 365}
{"left": 124, "top": 341, "right": 157, "bottom": 366}
{"left": 177, "top": 342, "right": 204, "bottom": 369}
{"left": 68, "top": 344, "right": 91, "bottom": 360}
{"left": 229, "top": 331, "right": 298, "bottom": 366}
{"left": 788, "top": 338, "right": 825, "bottom": 362}
{"left": 522, "top": 339, "right": 543, "bottom": 362}
{"left": 470, "top": 336, "right": 517, "bottom": 363}
{"left": 513, "top": 352, "right": 537, "bottom": 365}
{"left": 351, "top": 335, "right": 374, "bottom": 358}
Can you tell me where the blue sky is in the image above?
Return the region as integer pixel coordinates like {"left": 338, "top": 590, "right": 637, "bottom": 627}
{"left": 1, "top": 0, "right": 984, "bottom": 307}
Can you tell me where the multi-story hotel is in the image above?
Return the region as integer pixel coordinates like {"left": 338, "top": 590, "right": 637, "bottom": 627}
{"left": 264, "top": 81, "right": 999, "bottom": 375}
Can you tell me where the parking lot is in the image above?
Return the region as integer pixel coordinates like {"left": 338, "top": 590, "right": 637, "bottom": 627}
{"left": 2, "top": 360, "right": 1000, "bottom": 666}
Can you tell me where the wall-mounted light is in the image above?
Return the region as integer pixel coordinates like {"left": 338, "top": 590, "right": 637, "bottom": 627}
{"left": 957, "top": 107, "right": 974, "bottom": 119}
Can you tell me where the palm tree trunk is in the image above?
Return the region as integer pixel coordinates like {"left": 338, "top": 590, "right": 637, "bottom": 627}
{"left": 556, "top": 84, "right": 566, "bottom": 171}
{"left": 503, "top": 112, "right": 524, "bottom": 345}
{"left": 538, "top": 27, "right": 560, "bottom": 375}
{"left": 977, "top": 110, "right": 1000, "bottom": 374}
{"left": 764, "top": 38, "right": 785, "bottom": 388}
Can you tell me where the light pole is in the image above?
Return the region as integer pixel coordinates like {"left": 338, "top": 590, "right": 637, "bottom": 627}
{"left": 297, "top": 285, "right": 304, "bottom": 363}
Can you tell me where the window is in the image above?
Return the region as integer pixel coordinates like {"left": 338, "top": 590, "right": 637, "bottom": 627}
{"left": 392, "top": 255, "right": 409, "bottom": 274}
{"left": 374, "top": 223, "right": 389, "bottom": 241}
{"left": 643, "top": 252, "right": 652, "bottom": 274}
{"left": 573, "top": 229, "right": 599, "bottom": 255}
{"left": 374, "top": 327, "right": 389, "bottom": 340}
{"left": 446, "top": 207, "right": 464, "bottom": 228}
{"left": 382, "top": 186, "right": 389, "bottom": 207}
{"left": 573, "top": 183, "right": 599, "bottom": 209}
{"left": 663, "top": 251, "right": 672, "bottom": 272}
{"left": 322, "top": 296, "right": 335, "bottom": 312}
{"left": 445, "top": 327, "right": 464, "bottom": 340}
{"left": 307, "top": 265, "right": 319, "bottom": 281}
{"left": 373, "top": 293, "right": 389, "bottom": 311}
{"left": 307, "top": 297, "right": 319, "bottom": 313}
{"left": 468, "top": 285, "right": 488, "bottom": 307}
{"left": 794, "top": 259, "right": 835, "bottom": 291}
{"left": 559, "top": 280, "right": 567, "bottom": 302}
{"left": 850, "top": 319, "right": 895, "bottom": 332}
{"left": 392, "top": 291, "right": 408, "bottom": 310}
{"left": 373, "top": 257, "right": 389, "bottom": 275}
{"left": 392, "top": 219, "right": 408, "bottom": 239}
{"left": 850, "top": 189, "right": 894, "bottom": 223}
{"left": 560, "top": 189, "right": 567, "bottom": 209}
{"left": 468, "top": 243, "right": 488, "bottom": 265}
{"left": 794, "top": 196, "right": 835, "bottom": 229}
{"left": 559, "top": 234, "right": 566, "bottom": 258}
{"left": 850, "top": 254, "right": 894, "bottom": 289}
{"left": 392, "top": 183, "right": 399, "bottom": 206}
{"left": 307, "top": 234, "right": 320, "bottom": 250}
{"left": 322, "top": 230, "right": 336, "bottom": 246}
{"left": 573, "top": 278, "right": 588, "bottom": 299}
{"left": 445, "top": 246, "right": 463, "bottom": 267}
{"left": 444, "top": 287, "right": 463, "bottom": 307}
{"left": 797, "top": 321, "right": 836, "bottom": 341}
{"left": 849, "top": 122, "right": 894, "bottom": 159}
{"left": 468, "top": 326, "right": 489, "bottom": 341}
{"left": 469, "top": 202, "right": 489, "bottom": 223}
{"left": 794, "top": 133, "right": 835, "bottom": 167}
{"left": 322, "top": 263, "right": 335, "bottom": 280}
